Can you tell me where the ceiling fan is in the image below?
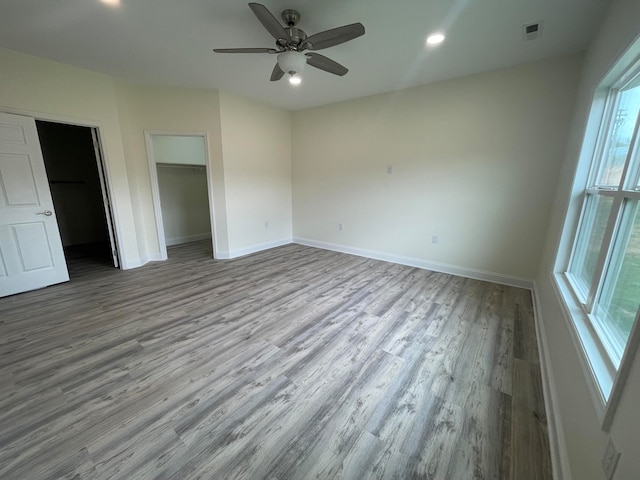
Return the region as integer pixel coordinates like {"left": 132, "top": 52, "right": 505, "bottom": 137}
{"left": 214, "top": 3, "right": 365, "bottom": 84}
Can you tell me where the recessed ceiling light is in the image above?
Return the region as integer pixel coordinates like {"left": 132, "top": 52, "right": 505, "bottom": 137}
{"left": 100, "top": 0, "right": 121, "bottom": 7}
{"left": 289, "top": 74, "right": 301, "bottom": 86}
{"left": 426, "top": 33, "right": 445, "bottom": 46}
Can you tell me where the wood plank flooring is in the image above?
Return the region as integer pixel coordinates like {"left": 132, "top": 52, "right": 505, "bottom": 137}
{"left": 0, "top": 241, "right": 551, "bottom": 479}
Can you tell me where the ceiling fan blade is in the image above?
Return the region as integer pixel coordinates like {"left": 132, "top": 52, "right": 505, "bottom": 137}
{"left": 303, "top": 23, "right": 365, "bottom": 50}
{"left": 306, "top": 53, "right": 348, "bottom": 76}
{"left": 248, "top": 3, "right": 291, "bottom": 42}
{"left": 213, "top": 48, "right": 278, "bottom": 54}
{"left": 270, "top": 63, "right": 285, "bottom": 81}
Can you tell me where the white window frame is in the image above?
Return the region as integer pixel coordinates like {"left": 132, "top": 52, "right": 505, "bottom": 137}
{"left": 554, "top": 46, "right": 640, "bottom": 431}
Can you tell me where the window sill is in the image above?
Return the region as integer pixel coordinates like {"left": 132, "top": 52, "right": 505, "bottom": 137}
{"left": 551, "top": 271, "right": 616, "bottom": 424}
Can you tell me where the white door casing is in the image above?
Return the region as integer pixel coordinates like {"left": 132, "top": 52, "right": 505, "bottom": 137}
{"left": 0, "top": 112, "right": 69, "bottom": 297}
{"left": 91, "top": 129, "right": 119, "bottom": 268}
{"left": 145, "top": 132, "right": 219, "bottom": 260}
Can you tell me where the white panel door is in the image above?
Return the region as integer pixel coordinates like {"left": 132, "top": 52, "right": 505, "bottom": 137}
{"left": 0, "top": 112, "right": 69, "bottom": 297}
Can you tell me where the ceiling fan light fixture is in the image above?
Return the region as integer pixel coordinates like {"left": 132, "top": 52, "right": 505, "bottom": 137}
{"left": 277, "top": 51, "right": 306, "bottom": 76}
{"left": 288, "top": 74, "right": 302, "bottom": 85}
{"left": 426, "top": 32, "right": 445, "bottom": 46}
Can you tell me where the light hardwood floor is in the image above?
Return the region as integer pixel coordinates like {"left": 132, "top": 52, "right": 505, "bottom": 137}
{"left": 0, "top": 241, "right": 551, "bottom": 479}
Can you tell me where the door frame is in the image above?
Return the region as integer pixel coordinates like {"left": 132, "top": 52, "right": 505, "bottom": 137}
{"left": 90, "top": 128, "right": 120, "bottom": 268}
{"left": 145, "top": 131, "right": 220, "bottom": 260}
{"left": 1, "top": 107, "right": 123, "bottom": 269}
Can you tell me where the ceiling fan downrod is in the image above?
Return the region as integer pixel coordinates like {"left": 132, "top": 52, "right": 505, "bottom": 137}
{"left": 280, "top": 9, "right": 305, "bottom": 49}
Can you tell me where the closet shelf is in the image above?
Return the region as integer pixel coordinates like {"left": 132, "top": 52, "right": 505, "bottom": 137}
{"left": 156, "top": 162, "right": 205, "bottom": 169}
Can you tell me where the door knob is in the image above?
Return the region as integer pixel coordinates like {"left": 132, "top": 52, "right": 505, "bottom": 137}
{"left": 36, "top": 210, "right": 53, "bottom": 216}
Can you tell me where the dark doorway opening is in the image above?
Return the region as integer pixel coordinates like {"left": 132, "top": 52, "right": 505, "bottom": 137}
{"left": 36, "top": 120, "right": 118, "bottom": 277}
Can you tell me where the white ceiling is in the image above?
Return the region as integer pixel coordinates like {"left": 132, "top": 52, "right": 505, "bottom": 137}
{"left": 0, "top": 0, "right": 608, "bottom": 111}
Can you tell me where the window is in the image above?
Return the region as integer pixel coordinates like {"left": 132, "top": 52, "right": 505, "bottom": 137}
{"left": 565, "top": 73, "right": 640, "bottom": 370}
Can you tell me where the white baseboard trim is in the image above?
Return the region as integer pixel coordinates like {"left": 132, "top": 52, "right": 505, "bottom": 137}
{"left": 148, "top": 252, "right": 164, "bottom": 263}
{"left": 293, "top": 237, "right": 533, "bottom": 289}
{"left": 224, "top": 238, "right": 292, "bottom": 259}
{"left": 531, "top": 282, "right": 572, "bottom": 480}
{"left": 166, "top": 233, "right": 212, "bottom": 247}
{"left": 121, "top": 258, "right": 143, "bottom": 269}
{"left": 215, "top": 250, "right": 230, "bottom": 260}
{"left": 122, "top": 252, "right": 164, "bottom": 269}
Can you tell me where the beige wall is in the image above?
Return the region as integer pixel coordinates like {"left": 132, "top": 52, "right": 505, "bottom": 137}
{"left": 536, "top": 0, "right": 640, "bottom": 478}
{"left": 0, "top": 47, "right": 140, "bottom": 266}
{"left": 219, "top": 91, "right": 293, "bottom": 255}
{"left": 292, "top": 55, "right": 582, "bottom": 281}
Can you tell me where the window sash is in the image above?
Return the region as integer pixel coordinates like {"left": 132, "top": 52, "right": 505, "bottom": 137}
{"left": 593, "top": 199, "right": 640, "bottom": 364}
{"left": 566, "top": 79, "right": 640, "bottom": 366}
{"left": 567, "top": 192, "right": 614, "bottom": 302}
{"left": 592, "top": 91, "right": 623, "bottom": 189}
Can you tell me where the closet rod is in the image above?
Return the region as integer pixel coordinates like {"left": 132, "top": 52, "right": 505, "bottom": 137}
{"left": 156, "top": 162, "right": 205, "bottom": 170}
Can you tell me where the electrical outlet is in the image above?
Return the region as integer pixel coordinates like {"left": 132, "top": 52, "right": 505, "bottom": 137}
{"left": 338, "top": 223, "right": 343, "bottom": 231}
{"left": 265, "top": 221, "right": 269, "bottom": 229}
{"left": 432, "top": 234, "right": 439, "bottom": 244}
{"left": 387, "top": 165, "right": 393, "bottom": 174}
{"left": 602, "top": 438, "right": 620, "bottom": 480}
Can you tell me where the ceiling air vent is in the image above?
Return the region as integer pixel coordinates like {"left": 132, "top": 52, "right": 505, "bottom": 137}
{"left": 522, "top": 21, "right": 543, "bottom": 41}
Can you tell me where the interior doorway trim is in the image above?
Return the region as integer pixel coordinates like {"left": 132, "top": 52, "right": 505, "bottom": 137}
{"left": 0, "top": 107, "right": 124, "bottom": 269}
{"left": 145, "top": 131, "right": 220, "bottom": 260}
{"left": 90, "top": 128, "right": 120, "bottom": 268}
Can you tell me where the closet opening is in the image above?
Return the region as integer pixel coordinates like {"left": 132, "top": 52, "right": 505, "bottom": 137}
{"left": 36, "top": 120, "right": 119, "bottom": 277}
{"left": 146, "top": 133, "right": 215, "bottom": 260}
